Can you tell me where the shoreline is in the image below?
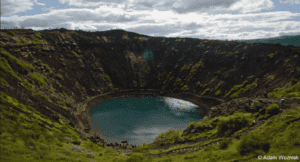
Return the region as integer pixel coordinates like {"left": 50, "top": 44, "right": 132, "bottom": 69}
{"left": 72, "top": 89, "right": 225, "bottom": 144}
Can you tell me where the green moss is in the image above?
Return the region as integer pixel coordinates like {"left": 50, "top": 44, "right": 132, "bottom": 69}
{"left": 43, "top": 64, "right": 52, "bottom": 73}
{"left": 0, "top": 48, "right": 34, "bottom": 71}
{"left": 216, "top": 112, "right": 253, "bottom": 137}
{"left": 267, "top": 75, "right": 274, "bottom": 80}
{"left": 7, "top": 31, "right": 17, "bottom": 37}
{"left": 230, "top": 88, "right": 244, "bottom": 99}
{"left": 55, "top": 74, "right": 64, "bottom": 80}
{"left": 22, "top": 80, "right": 36, "bottom": 93}
{"left": 35, "top": 34, "right": 42, "bottom": 38}
{"left": 265, "top": 104, "right": 280, "bottom": 115}
{"left": 48, "top": 89, "right": 54, "bottom": 94}
{"left": 202, "top": 88, "right": 210, "bottom": 95}
{"left": 0, "top": 56, "right": 21, "bottom": 81}
{"left": 29, "top": 72, "right": 48, "bottom": 87}
{"left": 35, "top": 91, "right": 49, "bottom": 100}
{"left": 37, "top": 59, "right": 42, "bottom": 63}
{"left": 0, "top": 78, "right": 9, "bottom": 86}
{"left": 237, "top": 132, "right": 270, "bottom": 156}
{"left": 180, "top": 64, "right": 192, "bottom": 71}
{"left": 285, "top": 59, "right": 290, "bottom": 64}
{"left": 103, "top": 74, "right": 110, "bottom": 81}
{"left": 174, "top": 78, "right": 183, "bottom": 87}
{"left": 226, "top": 80, "right": 248, "bottom": 96}
{"left": 181, "top": 85, "right": 189, "bottom": 92}
{"left": 210, "top": 76, "right": 218, "bottom": 83}
{"left": 57, "top": 101, "right": 67, "bottom": 108}
{"left": 154, "top": 129, "right": 184, "bottom": 146}
{"left": 268, "top": 54, "right": 273, "bottom": 59}
{"left": 243, "top": 81, "right": 258, "bottom": 93}
{"left": 215, "top": 90, "right": 222, "bottom": 96}
{"left": 20, "top": 39, "right": 28, "bottom": 45}
{"left": 190, "top": 61, "right": 204, "bottom": 72}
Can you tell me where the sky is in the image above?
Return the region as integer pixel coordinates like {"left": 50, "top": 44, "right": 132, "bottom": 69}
{"left": 1, "top": 0, "right": 300, "bottom": 41}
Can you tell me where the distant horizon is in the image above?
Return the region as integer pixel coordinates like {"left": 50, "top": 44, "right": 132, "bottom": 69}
{"left": 2, "top": 0, "right": 300, "bottom": 41}
{"left": 2, "top": 27, "right": 300, "bottom": 42}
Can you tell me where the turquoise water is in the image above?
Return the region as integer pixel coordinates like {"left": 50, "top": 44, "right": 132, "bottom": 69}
{"left": 89, "top": 95, "right": 203, "bottom": 146}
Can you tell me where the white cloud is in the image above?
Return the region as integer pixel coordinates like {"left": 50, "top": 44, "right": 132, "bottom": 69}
{"left": 1, "top": 0, "right": 300, "bottom": 40}
{"left": 1, "top": 0, "right": 46, "bottom": 16}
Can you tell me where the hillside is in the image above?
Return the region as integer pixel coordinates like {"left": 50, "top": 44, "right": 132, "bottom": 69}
{"left": 0, "top": 28, "right": 300, "bottom": 162}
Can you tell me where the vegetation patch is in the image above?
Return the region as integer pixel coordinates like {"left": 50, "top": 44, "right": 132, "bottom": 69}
{"left": 210, "top": 76, "right": 218, "bottom": 83}
{"left": 180, "top": 85, "right": 189, "bottom": 92}
{"left": 55, "top": 74, "right": 64, "bottom": 81}
{"left": 258, "top": 103, "right": 281, "bottom": 120}
{"left": 267, "top": 75, "right": 274, "bottom": 80}
{"left": 215, "top": 90, "right": 222, "bottom": 96}
{"left": 29, "top": 72, "right": 48, "bottom": 87}
{"left": 216, "top": 112, "right": 254, "bottom": 137}
{"left": 153, "top": 129, "right": 185, "bottom": 147}
{"left": 0, "top": 47, "right": 34, "bottom": 71}
{"left": 174, "top": 78, "right": 183, "bottom": 87}
{"left": 267, "top": 80, "right": 300, "bottom": 99}
{"left": 57, "top": 101, "right": 68, "bottom": 110}
{"left": 35, "top": 91, "right": 49, "bottom": 101}
{"left": 202, "top": 88, "right": 210, "bottom": 95}
{"left": 225, "top": 80, "right": 248, "bottom": 97}
{"left": 0, "top": 78, "right": 9, "bottom": 86}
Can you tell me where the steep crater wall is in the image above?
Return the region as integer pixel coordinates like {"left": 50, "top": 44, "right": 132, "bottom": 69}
{"left": 1, "top": 28, "right": 300, "bottom": 147}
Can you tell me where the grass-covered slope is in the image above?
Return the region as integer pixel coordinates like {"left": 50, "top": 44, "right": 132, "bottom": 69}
{"left": 1, "top": 87, "right": 300, "bottom": 161}
{"left": 1, "top": 29, "right": 300, "bottom": 162}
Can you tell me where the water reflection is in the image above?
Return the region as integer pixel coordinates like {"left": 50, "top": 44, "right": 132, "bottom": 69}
{"left": 90, "top": 95, "right": 203, "bottom": 146}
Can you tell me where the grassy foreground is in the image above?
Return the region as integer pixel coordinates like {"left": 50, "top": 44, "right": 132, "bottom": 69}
{"left": 1, "top": 81, "right": 300, "bottom": 162}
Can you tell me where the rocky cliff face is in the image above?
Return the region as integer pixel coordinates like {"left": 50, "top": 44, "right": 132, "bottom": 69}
{"left": 1, "top": 28, "right": 300, "bottom": 146}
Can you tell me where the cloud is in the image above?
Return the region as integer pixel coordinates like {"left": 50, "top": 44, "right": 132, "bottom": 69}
{"left": 1, "top": 0, "right": 46, "bottom": 16}
{"left": 1, "top": 0, "right": 300, "bottom": 40}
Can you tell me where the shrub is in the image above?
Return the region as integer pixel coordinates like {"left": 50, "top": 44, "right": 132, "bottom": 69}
{"left": 196, "top": 81, "right": 201, "bottom": 87}
{"left": 0, "top": 78, "right": 9, "bottom": 86}
{"left": 268, "top": 54, "right": 273, "bottom": 59}
{"left": 29, "top": 72, "right": 48, "bottom": 87}
{"left": 215, "top": 90, "right": 222, "bottom": 96}
{"left": 48, "top": 89, "right": 54, "bottom": 94}
{"left": 43, "top": 64, "right": 52, "bottom": 73}
{"left": 96, "top": 143, "right": 104, "bottom": 147}
{"left": 236, "top": 132, "right": 270, "bottom": 156}
{"left": 55, "top": 74, "right": 64, "bottom": 80}
{"left": 132, "top": 144, "right": 150, "bottom": 153}
{"left": 219, "top": 138, "right": 232, "bottom": 149}
{"left": 202, "top": 88, "right": 210, "bottom": 95}
{"left": 7, "top": 31, "right": 17, "bottom": 36}
{"left": 216, "top": 114, "right": 252, "bottom": 137}
{"left": 36, "top": 91, "right": 49, "bottom": 100}
{"left": 181, "top": 85, "right": 189, "bottom": 92}
{"left": 85, "top": 140, "right": 98, "bottom": 150}
{"left": 265, "top": 104, "right": 280, "bottom": 115}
